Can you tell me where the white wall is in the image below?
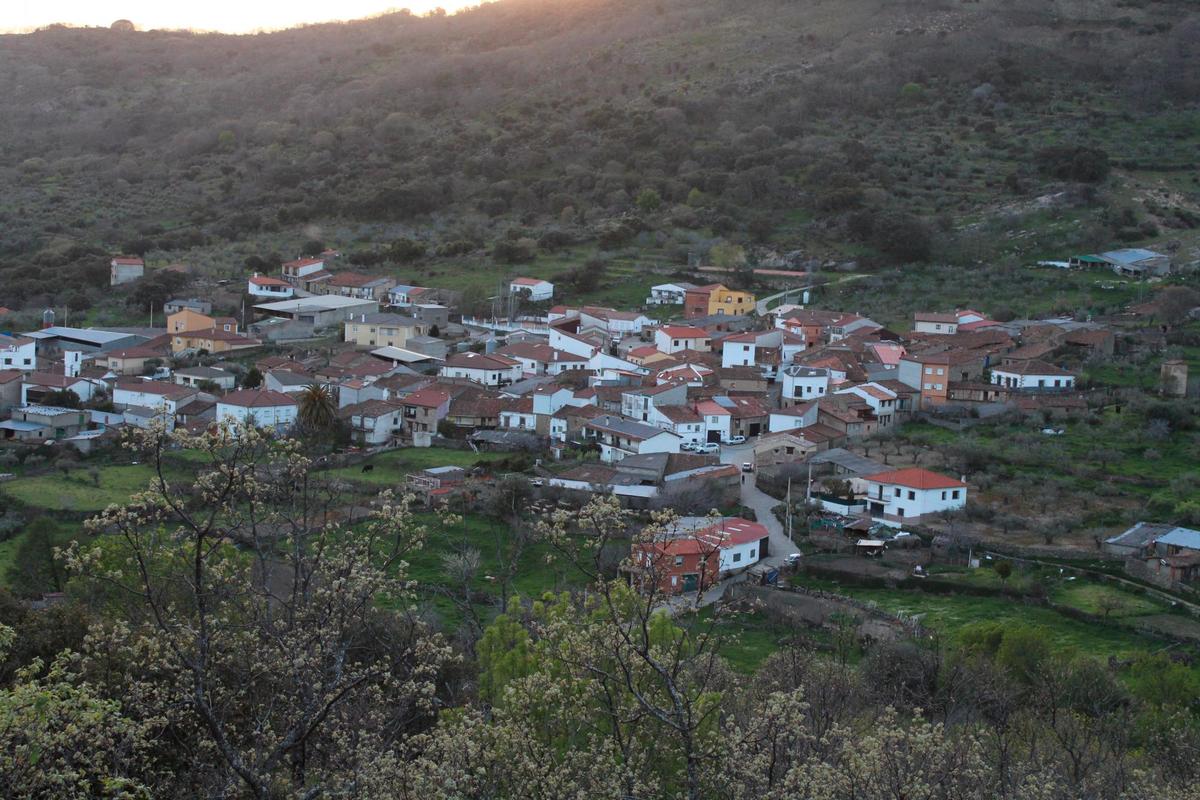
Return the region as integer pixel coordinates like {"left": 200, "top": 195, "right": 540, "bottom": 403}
{"left": 216, "top": 403, "right": 298, "bottom": 430}
{"left": 865, "top": 482, "right": 966, "bottom": 519}
{"left": 718, "top": 539, "right": 762, "bottom": 572}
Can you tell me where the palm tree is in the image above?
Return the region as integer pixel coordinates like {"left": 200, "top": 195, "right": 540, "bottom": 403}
{"left": 297, "top": 383, "right": 337, "bottom": 432}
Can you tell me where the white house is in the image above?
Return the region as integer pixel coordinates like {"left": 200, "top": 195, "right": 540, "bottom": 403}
{"left": 110, "top": 257, "right": 144, "bottom": 286}
{"left": 913, "top": 313, "right": 959, "bottom": 335}
{"left": 583, "top": 415, "right": 681, "bottom": 464}
{"left": 280, "top": 257, "right": 326, "bottom": 285}
{"left": 248, "top": 275, "right": 295, "bottom": 299}
{"left": 646, "top": 282, "right": 696, "bottom": 305}
{"left": 338, "top": 400, "right": 403, "bottom": 446}
{"left": 695, "top": 399, "right": 733, "bottom": 443}
{"left": 216, "top": 389, "right": 299, "bottom": 431}
{"left": 548, "top": 327, "right": 600, "bottom": 359}
{"left": 991, "top": 360, "right": 1076, "bottom": 391}
{"left": 112, "top": 379, "right": 198, "bottom": 415}
{"left": 496, "top": 342, "right": 589, "bottom": 376}
{"left": 0, "top": 334, "right": 36, "bottom": 372}
{"left": 174, "top": 366, "right": 237, "bottom": 391}
{"left": 648, "top": 404, "right": 705, "bottom": 446}
{"left": 714, "top": 519, "right": 768, "bottom": 573}
{"left": 440, "top": 352, "right": 523, "bottom": 387}
{"left": 579, "top": 307, "right": 653, "bottom": 338}
{"left": 862, "top": 467, "right": 966, "bottom": 526}
{"left": 780, "top": 366, "right": 829, "bottom": 406}
{"left": 499, "top": 398, "right": 538, "bottom": 432}
{"left": 768, "top": 402, "right": 818, "bottom": 433}
{"left": 621, "top": 382, "right": 689, "bottom": 424}
{"left": 836, "top": 382, "right": 899, "bottom": 427}
{"left": 510, "top": 277, "right": 554, "bottom": 302}
{"left": 532, "top": 384, "right": 573, "bottom": 417}
{"left": 654, "top": 326, "right": 711, "bottom": 355}
{"left": 720, "top": 330, "right": 807, "bottom": 378}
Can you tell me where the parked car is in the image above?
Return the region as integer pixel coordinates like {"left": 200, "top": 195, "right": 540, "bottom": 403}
{"left": 741, "top": 462, "right": 754, "bottom": 473}
{"left": 784, "top": 553, "right": 803, "bottom": 566}
{"left": 680, "top": 440, "right": 699, "bottom": 452}
{"left": 723, "top": 435, "right": 747, "bottom": 445}
{"left": 695, "top": 442, "right": 720, "bottom": 454}
{"left": 1041, "top": 427, "right": 1065, "bottom": 436}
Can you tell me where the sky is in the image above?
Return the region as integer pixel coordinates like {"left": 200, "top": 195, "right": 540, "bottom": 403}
{"left": 2, "top": 1, "right": 484, "bottom": 34}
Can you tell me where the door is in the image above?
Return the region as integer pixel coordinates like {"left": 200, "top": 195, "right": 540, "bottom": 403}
{"left": 682, "top": 573, "right": 699, "bottom": 592}
{"left": 707, "top": 430, "right": 721, "bottom": 443}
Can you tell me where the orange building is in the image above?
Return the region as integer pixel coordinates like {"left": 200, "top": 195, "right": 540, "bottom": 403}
{"left": 683, "top": 284, "right": 756, "bottom": 319}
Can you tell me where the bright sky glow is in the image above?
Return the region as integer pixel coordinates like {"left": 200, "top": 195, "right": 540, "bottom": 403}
{"left": 2, "top": 1, "right": 484, "bottom": 34}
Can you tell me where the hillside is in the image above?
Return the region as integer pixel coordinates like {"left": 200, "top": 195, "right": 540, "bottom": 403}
{"left": 1, "top": 0, "right": 1198, "bottom": 321}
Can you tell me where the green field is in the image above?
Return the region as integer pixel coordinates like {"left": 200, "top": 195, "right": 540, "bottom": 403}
{"left": 791, "top": 572, "right": 1182, "bottom": 660}
{"left": 322, "top": 447, "right": 515, "bottom": 486}
{"left": 0, "top": 464, "right": 164, "bottom": 512}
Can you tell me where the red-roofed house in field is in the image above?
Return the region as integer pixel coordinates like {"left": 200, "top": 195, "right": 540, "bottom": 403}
{"left": 110, "top": 256, "right": 145, "bottom": 286}
{"left": 862, "top": 467, "right": 967, "bottom": 526}
{"left": 509, "top": 277, "right": 554, "bottom": 302}
{"left": 281, "top": 257, "right": 326, "bottom": 286}
{"left": 248, "top": 275, "right": 295, "bottom": 299}
{"left": 631, "top": 518, "right": 769, "bottom": 595}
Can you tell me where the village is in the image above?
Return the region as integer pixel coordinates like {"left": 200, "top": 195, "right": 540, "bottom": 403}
{"left": 0, "top": 246, "right": 1198, "bottom": 634}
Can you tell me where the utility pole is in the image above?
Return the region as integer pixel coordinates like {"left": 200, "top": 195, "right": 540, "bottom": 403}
{"left": 786, "top": 476, "right": 793, "bottom": 544}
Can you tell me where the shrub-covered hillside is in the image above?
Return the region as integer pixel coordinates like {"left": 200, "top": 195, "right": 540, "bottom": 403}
{"left": 1, "top": 0, "right": 1198, "bottom": 315}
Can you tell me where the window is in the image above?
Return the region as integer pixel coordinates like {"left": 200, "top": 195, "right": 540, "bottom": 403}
{"left": 925, "top": 367, "right": 933, "bottom": 375}
{"left": 894, "top": 488, "right": 901, "bottom": 497}
{"left": 952, "top": 490, "right": 961, "bottom": 499}
{"left": 907, "top": 490, "right": 915, "bottom": 500}
{"left": 732, "top": 552, "right": 742, "bottom": 563}
{"left": 940, "top": 491, "right": 947, "bottom": 500}
{"left": 936, "top": 368, "right": 944, "bottom": 376}
{"left": 923, "top": 383, "right": 933, "bottom": 390}
{"left": 674, "top": 555, "right": 684, "bottom": 566}
{"left": 749, "top": 549, "right": 756, "bottom": 559}
{"left": 897, "top": 508, "right": 905, "bottom": 517}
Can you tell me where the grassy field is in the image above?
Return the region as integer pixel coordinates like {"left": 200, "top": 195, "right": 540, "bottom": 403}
{"left": 0, "top": 464, "right": 164, "bottom": 512}
{"left": 322, "top": 448, "right": 515, "bottom": 486}
{"left": 690, "top": 607, "right": 799, "bottom": 674}
{"left": 385, "top": 512, "right": 588, "bottom": 629}
{"left": 0, "top": 531, "right": 25, "bottom": 584}
{"left": 791, "top": 571, "right": 1184, "bottom": 661}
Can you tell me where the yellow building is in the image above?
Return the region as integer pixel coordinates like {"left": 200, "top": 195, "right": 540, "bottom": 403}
{"left": 684, "top": 283, "right": 756, "bottom": 319}
{"left": 343, "top": 312, "right": 426, "bottom": 349}
{"left": 167, "top": 309, "right": 238, "bottom": 335}
{"left": 171, "top": 329, "right": 260, "bottom": 355}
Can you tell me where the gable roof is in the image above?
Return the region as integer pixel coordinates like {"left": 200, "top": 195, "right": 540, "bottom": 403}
{"left": 219, "top": 389, "right": 298, "bottom": 408}
{"left": 863, "top": 467, "right": 964, "bottom": 490}
{"left": 994, "top": 359, "right": 1074, "bottom": 377}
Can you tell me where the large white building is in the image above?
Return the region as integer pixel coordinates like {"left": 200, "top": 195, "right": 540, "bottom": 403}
{"left": 862, "top": 467, "right": 966, "bottom": 526}
{"left": 780, "top": 366, "right": 829, "bottom": 406}
{"left": 0, "top": 333, "right": 36, "bottom": 372}
{"left": 991, "top": 360, "right": 1076, "bottom": 391}
{"left": 510, "top": 277, "right": 554, "bottom": 302}
{"left": 216, "top": 389, "right": 299, "bottom": 431}
{"left": 440, "top": 352, "right": 523, "bottom": 387}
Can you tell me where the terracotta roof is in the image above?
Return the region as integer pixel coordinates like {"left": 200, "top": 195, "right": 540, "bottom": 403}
{"left": 659, "top": 326, "right": 709, "bottom": 339}
{"left": 339, "top": 400, "right": 401, "bottom": 419}
{"left": 0, "top": 369, "right": 23, "bottom": 385}
{"left": 511, "top": 277, "right": 550, "bottom": 286}
{"left": 111, "top": 256, "right": 144, "bottom": 265}
{"left": 219, "top": 389, "right": 298, "bottom": 408}
{"left": 24, "top": 372, "right": 86, "bottom": 388}
{"left": 404, "top": 388, "right": 452, "bottom": 408}
{"left": 863, "top": 467, "right": 964, "bottom": 490}
{"left": 106, "top": 346, "right": 165, "bottom": 360}
{"left": 994, "top": 359, "right": 1074, "bottom": 377}
{"left": 328, "top": 271, "right": 388, "bottom": 287}
{"left": 114, "top": 379, "right": 196, "bottom": 399}
{"left": 282, "top": 257, "right": 324, "bottom": 269}
{"left": 444, "top": 352, "right": 521, "bottom": 371}
{"left": 249, "top": 275, "right": 291, "bottom": 287}
{"left": 655, "top": 405, "right": 702, "bottom": 423}
{"left": 914, "top": 312, "right": 958, "bottom": 324}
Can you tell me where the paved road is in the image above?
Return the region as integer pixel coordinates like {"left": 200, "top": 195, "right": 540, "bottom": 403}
{"left": 754, "top": 273, "right": 870, "bottom": 315}
{"left": 718, "top": 440, "right": 799, "bottom": 564}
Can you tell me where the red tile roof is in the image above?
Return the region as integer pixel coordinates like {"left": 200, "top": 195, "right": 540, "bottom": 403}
{"left": 219, "top": 389, "right": 298, "bottom": 408}
{"left": 863, "top": 467, "right": 964, "bottom": 490}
